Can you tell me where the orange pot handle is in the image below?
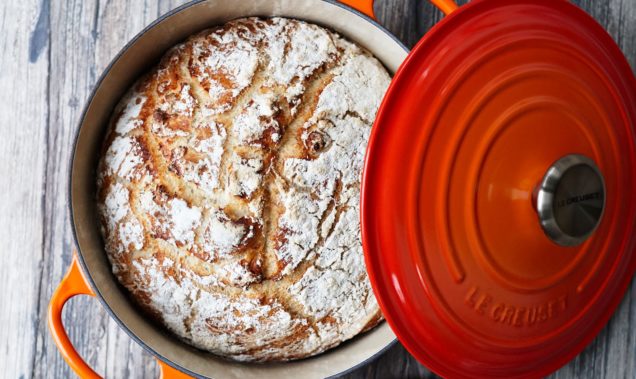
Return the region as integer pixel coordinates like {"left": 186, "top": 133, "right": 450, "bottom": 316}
{"left": 339, "top": 0, "right": 458, "bottom": 19}
{"left": 339, "top": 0, "right": 376, "bottom": 18}
{"left": 430, "top": 0, "right": 459, "bottom": 16}
{"left": 48, "top": 253, "right": 100, "bottom": 379}
{"left": 159, "top": 361, "right": 196, "bottom": 379}
{"left": 48, "top": 253, "right": 194, "bottom": 379}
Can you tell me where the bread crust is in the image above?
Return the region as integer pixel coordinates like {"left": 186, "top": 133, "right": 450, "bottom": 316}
{"left": 97, "top": 17, "right": 391, "bottom": 361}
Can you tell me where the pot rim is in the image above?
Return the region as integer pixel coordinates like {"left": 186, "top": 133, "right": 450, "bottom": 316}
{"left": 67, "top": 0, "right": 408, "bottom": 377}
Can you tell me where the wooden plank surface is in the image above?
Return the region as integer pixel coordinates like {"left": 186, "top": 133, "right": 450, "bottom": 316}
{"left": 0, "top": 0, "right": 633, "bottom": 378}
{"left": 0, "top": 0, "right": 49, "bottom": 377}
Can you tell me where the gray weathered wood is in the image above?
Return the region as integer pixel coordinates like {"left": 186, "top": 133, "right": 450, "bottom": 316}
{"left": 0, "top": 0, "right": 633, "bottom": 378}
{"left": 0, "top": 0, "right": 49, "bottom": 377}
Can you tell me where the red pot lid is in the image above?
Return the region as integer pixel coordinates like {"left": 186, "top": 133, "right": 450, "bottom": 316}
{"left": 361, "top": 0, "right": 636, "bottom": 378}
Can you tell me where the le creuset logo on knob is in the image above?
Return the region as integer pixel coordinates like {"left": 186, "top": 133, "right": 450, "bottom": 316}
{"left": 536, "top": 154, "right": 606, "bottom": 247}
{"left": 555, "top": 191, "right": 602, "bottom": 209}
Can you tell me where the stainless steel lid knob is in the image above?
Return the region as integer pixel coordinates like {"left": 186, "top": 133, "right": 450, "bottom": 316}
{"left": 535, "top": 154, "right": 605, "bottom": 247}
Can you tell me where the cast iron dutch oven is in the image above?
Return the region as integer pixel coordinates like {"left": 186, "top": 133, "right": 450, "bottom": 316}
{"left": 49, "top": 0, "right": 636, "bottom": 378}
{"left": 49, "top": 0, "right": 411, "bottom": 378}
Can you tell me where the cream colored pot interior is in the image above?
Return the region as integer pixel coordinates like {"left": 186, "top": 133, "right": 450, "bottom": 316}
{"left": 71, "top": 0, "right": 407, "bottom": 377}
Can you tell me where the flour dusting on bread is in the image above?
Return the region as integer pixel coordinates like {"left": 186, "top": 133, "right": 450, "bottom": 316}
{"left": 97, "top": 17, "right": 390, "bottom": 361}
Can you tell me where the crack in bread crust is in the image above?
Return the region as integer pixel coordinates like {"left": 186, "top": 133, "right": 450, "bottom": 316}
{"left": 97, "top": 17, "right": 391, "bottom": 362}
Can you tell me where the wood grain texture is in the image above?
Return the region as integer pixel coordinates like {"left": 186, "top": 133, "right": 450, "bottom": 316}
{"left": 0, "top": 0, "right": 633, "bottom": 378}
{"left": 0, "top": 0, "right": 48, "bottom": 377}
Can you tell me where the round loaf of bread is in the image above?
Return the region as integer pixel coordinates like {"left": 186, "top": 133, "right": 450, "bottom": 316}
{"left": 97, "top": 17, "right": 391, "bottom": 361}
